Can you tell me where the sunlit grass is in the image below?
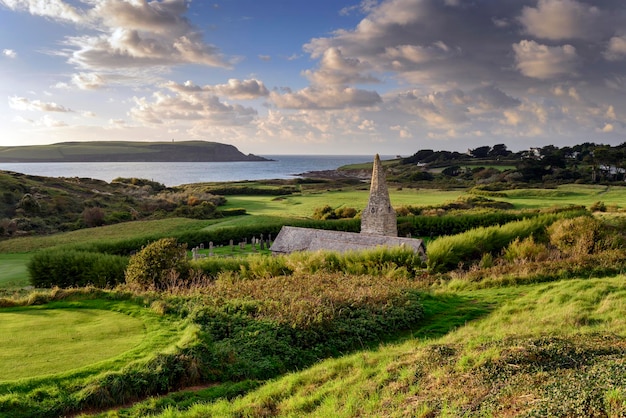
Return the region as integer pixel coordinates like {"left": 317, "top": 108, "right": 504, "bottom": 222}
{"left": 0, "top": 218, "right": 215, "bottom": 253}
{"left": 137, "top": 276, "right": 626, "bottom": 417}
{"left": 0, "top": 307, "right": 145, "bottom": 380}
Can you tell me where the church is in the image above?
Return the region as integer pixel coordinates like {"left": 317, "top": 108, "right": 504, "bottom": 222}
{"left": 270, "top": 155, "right": 426, "bottom": 258}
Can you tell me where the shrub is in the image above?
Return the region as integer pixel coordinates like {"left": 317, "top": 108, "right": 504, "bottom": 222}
{"left": 82, "top": 207, "right": 105, "bottom": 227}
{"left": 589, "top": 201, "right": 607, "bottom": 212}
{"left": 503, "top": 236, "right": 550, "bottom": 263}
{"left": 548, "top": 216, "right": 602, "bottom": 257}
{"left": 28, "top": 250, "right": 128, "bottom": 288}
{"left": 124, "top": 238, "right": 190, "bottom": 290}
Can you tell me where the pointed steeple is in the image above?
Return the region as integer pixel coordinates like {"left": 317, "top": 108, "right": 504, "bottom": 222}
{"left": 360, "top": 154, "right": 397, "bottom": 236}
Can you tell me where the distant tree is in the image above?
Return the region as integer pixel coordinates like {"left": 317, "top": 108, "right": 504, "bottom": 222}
{"left": 489, "top": 144, "right": 511, "bottom": 157}
{"left": 470, "top": 146, "right": 490, "bottom": 158}
{"left": 402, "top": 149, "right": 434, "bottom": 165}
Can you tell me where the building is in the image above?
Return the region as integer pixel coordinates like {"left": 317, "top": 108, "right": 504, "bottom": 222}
{"left": 270, "top": 154, "right": 426, "bottom": 258}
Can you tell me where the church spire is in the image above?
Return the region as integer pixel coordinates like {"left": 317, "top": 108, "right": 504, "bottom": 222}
{"left": 360, "top": 154, "right": 397, "bottom": 236}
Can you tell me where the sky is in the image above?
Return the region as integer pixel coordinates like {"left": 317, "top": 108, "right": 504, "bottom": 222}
{"left": 0, "top": 0, "right": 625, "bottom": 156}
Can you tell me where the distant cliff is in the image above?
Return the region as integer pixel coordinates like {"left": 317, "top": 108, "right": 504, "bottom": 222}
{"left": 0, "top": 141, "right": 269, "bottom": 162}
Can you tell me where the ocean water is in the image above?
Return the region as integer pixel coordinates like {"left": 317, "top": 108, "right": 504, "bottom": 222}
{"left": 0, "top": 155, "right": 387, "bottom": 187}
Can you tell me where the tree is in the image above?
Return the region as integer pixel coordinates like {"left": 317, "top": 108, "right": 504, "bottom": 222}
{"left": 469, "top": 146, "right": 490, "bottom": 158}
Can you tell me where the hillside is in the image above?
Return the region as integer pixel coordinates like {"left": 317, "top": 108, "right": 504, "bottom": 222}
{"left": 0, "top": 141, "right": 268, "bottom": 162}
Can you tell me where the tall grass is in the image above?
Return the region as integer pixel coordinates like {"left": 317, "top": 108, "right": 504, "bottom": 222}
{"left": 426, "top": 211, "right": 585, "bottom": 272}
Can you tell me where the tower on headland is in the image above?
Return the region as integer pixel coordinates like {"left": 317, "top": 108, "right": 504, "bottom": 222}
{"left": 360, "top": 154, "right": 398, "bottom": 237}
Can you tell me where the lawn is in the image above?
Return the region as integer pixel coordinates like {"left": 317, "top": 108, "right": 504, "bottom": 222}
{"left": 0, "top": 254, "right": 31, "bottom": 288}
{"left": 497, "top": 184, "right": 626, "bottom": 210}
{"left": 0, "top": 306, "right": 145, "bottom": 380}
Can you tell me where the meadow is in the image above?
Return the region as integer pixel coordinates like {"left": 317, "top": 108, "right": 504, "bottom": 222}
{"left": 1, "top": 183, "right": 626, "bottom": 417}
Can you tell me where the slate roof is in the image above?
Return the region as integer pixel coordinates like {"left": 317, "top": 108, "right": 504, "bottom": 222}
{"left": 270, "top": 226, "right": 426, "bottom": 257}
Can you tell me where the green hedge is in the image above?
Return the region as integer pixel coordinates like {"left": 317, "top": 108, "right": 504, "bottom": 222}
{"left": 28, "top": 250, "right": 128, "bottom": 288}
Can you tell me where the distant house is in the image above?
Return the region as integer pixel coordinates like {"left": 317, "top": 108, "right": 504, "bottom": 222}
{"left": 270, "top": 154, "right": 426, "bottom": 258}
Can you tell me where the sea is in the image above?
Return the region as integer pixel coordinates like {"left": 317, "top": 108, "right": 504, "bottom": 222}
{"left": 0, "top": 155, "right": 391, "bottom": 187}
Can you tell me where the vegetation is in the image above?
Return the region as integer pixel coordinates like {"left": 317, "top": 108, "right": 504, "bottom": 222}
{"left": 3, "top": 143, "right": 626, "bottom": 417}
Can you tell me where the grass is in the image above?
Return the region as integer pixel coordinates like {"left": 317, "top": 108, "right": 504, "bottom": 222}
{"left": 499, "top": 184, "right": 626, "bottom": 209}
{"left": 221, "top": 189, "right": 467, "bottom": 217}
{"left": 127, "top": 276, "right": 626, "bottom": 417}
{"left": 0, "top": 306, "right": 145, "bottom": 380}
{"left": 0, "top": 254, "right": 31, "bottom": 288}
{"left": 0, "top": 218, "right": 216, "bottom": 253}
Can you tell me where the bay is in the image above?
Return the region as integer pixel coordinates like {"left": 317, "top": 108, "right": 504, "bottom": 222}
{"left": 0, "top": 155, "right": 388, "bottom": 187}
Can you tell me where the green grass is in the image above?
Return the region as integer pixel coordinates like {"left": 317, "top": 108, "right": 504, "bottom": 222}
{"left": 0, "top": 218, "right": 216, "bottom": 253}
{"left": 0, "top": 254, "right": 31, "bottom": 288}
{"left": 135, "top": 276, "right": 626, "bottom": 417}
{"left": 222, "top": 189, "right": 466, "bottom": 217}
{"left": 0, "top": 307, "right": 145, "bottom": 380}
{"left": 499, "top": 184, "right": 626, "bottom": 209}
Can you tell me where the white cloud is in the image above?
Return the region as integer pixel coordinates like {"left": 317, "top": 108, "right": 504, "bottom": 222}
{"left": 518, "top": 0, "right": 603, "bottom": 40}
{"left": 164, "top": 79, "right": 269, "bottom": 100}
{"left": 129, "top": 90, "right": 258, "bottom": 127}
{"left": 71, "top": 72, "right": 106, "bottom": 90}
{"left": 303, "top": 47, "right": 377, "bottom": 86}
{"left": 270, "top": 86, "right": 381, "bottom": 109}
{"left": 0, "top": 0, "right": 82, "bottom": 23}
{"left": 8, "top": 96, "right": 72, "bottom": 112}
{"left": 604, "top": 35, "right": 626, "bottom": 61}
{"left": 2, "top": 49, "right": 17, "bottom": 58}
{"left": 513, "top": 40, "right": 579, "bottom": 79}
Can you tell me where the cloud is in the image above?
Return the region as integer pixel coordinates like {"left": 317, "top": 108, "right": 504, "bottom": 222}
{"left": 0, "top": 0, "right": 82, "bottom": 23}
{"left": 303, "top": 47, "right": 378, "bottom": 86}
{"left": 3, "top": 0, "right": 229, "bottom": 71}
{"left": 604, "top": 35, "right": 626, "bottom": 61}
{"left": 518, "top": 0, "right": 603, "bottom": 40}
{"left": 164, "top": 79, "right": 269, "bottom": 100}
{"left": 270, "top": 86, "right": 381, "bottom": 109}
{"left": 513, "top": 40, "right": 579, "bottom": 79}
{"left": 2, "top": 49, "right": 17, "bottom": 58}
{"left": 8, "top": 96, "right": 72, "bottom": 112}
{"left": 129, "top": 88, "right": 258, "bottom": 127}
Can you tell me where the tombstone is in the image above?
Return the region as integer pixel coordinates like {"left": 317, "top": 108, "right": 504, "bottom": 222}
{"left": 260, "top": 239, "right": 265, "bottom": 250}
{"left": 209, "top": 241, "right": 214, "bottom": 256}
{"left": 192, "top": 247, "right": 199, "bottom": 260}
{"left": 230, "top": 239, "right": 234, "bottom": 251}
{"left": 199, "top": 243, "right": 204, "bottom": 250}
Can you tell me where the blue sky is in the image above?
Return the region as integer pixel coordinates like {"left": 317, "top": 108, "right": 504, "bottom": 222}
{"left": 1, "top": 0, "right": 625, "bottom": 155}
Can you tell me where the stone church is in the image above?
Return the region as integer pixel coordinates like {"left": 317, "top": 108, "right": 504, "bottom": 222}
{"left": 270, "top": 155, "right": 426, "bottom": 257}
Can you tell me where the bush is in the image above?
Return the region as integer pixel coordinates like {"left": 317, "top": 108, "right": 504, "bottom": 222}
{"left": 548, "top": 216, "right": 602, "bottom": 257}
{"left": 124, "top": 238, "right": 190, "bottom": 290}
{"left": 503, "top": 236, "right": 550, "bottom": 263}
{"left": 28, "top": 250, "right": 128, "bottom": 288}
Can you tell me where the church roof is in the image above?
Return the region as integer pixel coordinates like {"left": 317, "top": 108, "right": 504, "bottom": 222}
{"left": 269, "top": 226, "right": 425, "bottom": 256}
